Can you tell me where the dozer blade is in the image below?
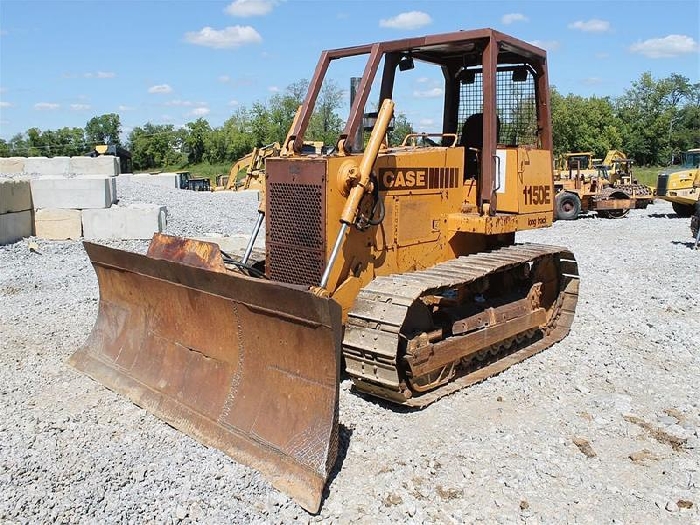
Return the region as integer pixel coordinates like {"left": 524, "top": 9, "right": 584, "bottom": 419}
{"left": 69, "top": 234, "right": 342, "bottom": 513}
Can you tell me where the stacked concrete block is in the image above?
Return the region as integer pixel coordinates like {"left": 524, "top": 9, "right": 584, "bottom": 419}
{"left": 77, "top": 175, "right": 118, "bottom": 204}
{"left": 0, "top": 178, "right": 33, "bottom": 244}
{"left": 34, "top": 209, "right": 82, "bottom": 240}
{"left": 24, "top": 156, "right": 71, "bottom": 176}
{"left": 1, "top": 158, "right": 170, "bottom": 242}
{"left": 131, "top": 173, "right": 180, "bottom": 188}
{"left": 69, "top": 156, "right": 120, "bottom": 176}
{"left": 0, "top": 157, "right": 26, "bottom": 176}
{"left": 83, "top": 204, "right": 167, "bottom": 240}
{"left": 30, "top": 177, "right": 113, "bottom": 210}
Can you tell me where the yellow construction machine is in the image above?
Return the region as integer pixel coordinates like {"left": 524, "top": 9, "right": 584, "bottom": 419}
{"left": 598, "top": 150, "right": 655, "bottom": 209}
{"left": 554, "top": 158, "right": 633, "bottom": 220}
{"left": 69, "top": 29, "right": 579, "bottom": 512}
{"left": 216, "top": 141, "right": 326, "bottom": 191}
{"left": 214, "top": 142, "right": 281, "bottom": 191}
{"left": 657, "top": 148, "right": 700, "bottom": 217}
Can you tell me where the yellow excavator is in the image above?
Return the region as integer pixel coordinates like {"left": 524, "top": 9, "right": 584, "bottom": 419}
{"left": 217, "top": 141, "right": 326, "bottom": 191}
{"left": 657, "top": 148, "right": 700, "bottom": 217}
{"left": 214, "top": 142, "right": 281, "bottom": 191}
{"left": 69, "top": 29, "right": 579, "bottom": 512}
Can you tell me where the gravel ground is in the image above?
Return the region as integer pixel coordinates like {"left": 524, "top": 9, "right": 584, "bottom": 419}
{"left": 1, "top": 178, "right": 698, "bottom": 524}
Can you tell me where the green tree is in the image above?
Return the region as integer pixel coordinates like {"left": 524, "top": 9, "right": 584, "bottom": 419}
{"left": 7, "top": 133, "right": 28, "bottom": 156}
{"left": 183, "top": 118, "right": 211, "bottom": 164}
{"left": 307, "top": 80, "right": 344, "bottom": 145}
{"left": 550, "top": 88, "right": 622, "bottom": 158}
{"left": 388, "top": 112, "right": 414, "bottom": 146}
{"left": 128, "top": 123, "right": 183, "bottom": 170}
{"left": 615, "top": 72, "right": 695, "bottom": 165}
{"left": 85, "top": 113, "right": 122, "bottom": 147}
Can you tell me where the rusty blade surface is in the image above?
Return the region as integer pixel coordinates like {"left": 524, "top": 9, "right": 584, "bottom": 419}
{"left": 69, "top": 235, "right": 342, "bottom": 513}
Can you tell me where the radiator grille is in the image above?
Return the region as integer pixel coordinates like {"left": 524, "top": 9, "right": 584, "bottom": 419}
{"left": 268, "top": 181, "right": 325, "bottom": 286}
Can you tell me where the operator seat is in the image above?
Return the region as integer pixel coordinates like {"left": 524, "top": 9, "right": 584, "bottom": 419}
{"left": 459, "top": 113, "right": 500, "bottom": 179}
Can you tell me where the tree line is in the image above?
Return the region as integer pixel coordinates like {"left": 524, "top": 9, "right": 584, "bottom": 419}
{"left": 1, "top": 72, "right": 697, "bottom": 169}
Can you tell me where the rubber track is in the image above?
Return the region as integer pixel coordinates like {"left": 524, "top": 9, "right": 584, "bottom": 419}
{"left": 343, "top": 243, "right": 580, "bottom": 407}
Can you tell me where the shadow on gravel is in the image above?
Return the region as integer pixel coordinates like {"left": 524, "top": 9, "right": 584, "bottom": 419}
{"left": 648, "top": 213, "right": 684, "bottom": 219}
{"left": 349, "top": 388, "right": 421, "bottom": 413}
{"left": 323, "top": 423, "right": 353, "bottom": 500}
{"left": 671, "top": 240, "right": 699, "bottom": 250}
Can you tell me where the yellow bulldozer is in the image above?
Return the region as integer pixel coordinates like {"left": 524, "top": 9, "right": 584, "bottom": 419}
{"left": 657, "top": 148, "right": 700, "bottom": 217}
{"left": 69, "top": 29, "right": 579, "bottom": 512}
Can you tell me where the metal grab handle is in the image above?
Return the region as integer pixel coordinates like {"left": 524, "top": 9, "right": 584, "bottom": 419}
{"left": 492, "top": 154, "right": 501, "bottom": 192}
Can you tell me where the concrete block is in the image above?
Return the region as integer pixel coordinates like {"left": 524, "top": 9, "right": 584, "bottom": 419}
{"left": 70, "top": 156, "right": 120, "bottom": 176}
{"left": 34, "top": 208, "right": 82, "bottom": 240}
{"left": 82, "top": 204, "right": 167, "bottom": 240}
{"left": 0, "top": 178, "right": 32, "bottom": 214}
{"left": 77, "top": 175, "right": 117, "bottom": 204}
{"left": 24, "top": 156, "right": 71, "bottom": 176}
{"left": 131, "top": 173, "right": 180, "bottom": 189}
{"left": 0, "top": 157, "right": 25, "bottom": 175}
{"left": 30, "top": 177, "right": 112, "bottom": 209}
{"left": 0, "top": 210, "right": 33, "bottom": 245}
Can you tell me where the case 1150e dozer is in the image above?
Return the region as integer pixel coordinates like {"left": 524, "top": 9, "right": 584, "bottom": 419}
{"left": 69, "top": 29, "right": 580, "bottom": 512}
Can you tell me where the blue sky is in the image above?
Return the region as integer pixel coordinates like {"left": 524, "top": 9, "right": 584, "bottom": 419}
{"left": 0, "top": 0, "right": 698, "bottom": 141}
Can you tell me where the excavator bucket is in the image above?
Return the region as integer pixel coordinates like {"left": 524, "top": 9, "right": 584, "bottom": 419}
{"left": 69, "top": 234, "right": 342, "bottom": 513}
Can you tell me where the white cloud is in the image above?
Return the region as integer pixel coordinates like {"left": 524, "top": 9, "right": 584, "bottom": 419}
{"left": 568, "top": 19, "right": 611, "bottom": 33}
{"left": 529, "top": 40, "right": 560, "bottom": 52}
{"left": 379, "top": 11, "right": 432, "bottom": 30}
{"left": 218, "top": 75, "right": 231, "bottom": 83}
{"left": 225, "top": 0, "right": 276, "bottom": 17}
{"left": 165, "top": 99, "right": 207, "bottom": 107}
{"left": 84, "top": 71, "right": 116, "bottom": 78}
{"left": 413, "top": 87, "right": 443, "bottom": 98}
{"left": 502, "top": 13, "right": 528, "bottom": 25}
{"left": 629, "top": 34, "right": 699, "bottom": 58}
{"left": 228, "top": 99, "right": 239, "bottom": 106}
{"left": 595, "top": 52, "right": 610, "bottom": 59}
{"left": 0, "top": 101, "right": 12, "bottom": 108}
{"left": 184, "top": 26, "right": 262, "bottom": 49}
{"left": 70, "top": 103, "right": 91, "bottom": 111}
{"left": 148, "top": 84, "right": 173, "bottom": 94}
{"left": 187, "top": 107, "right": 211, "bottom": 117}
{"left": 268, "top": 86, "right": 280, "bottom": 93}
{"left": 582, "top": 77, "right": 602, "bottom": 86}
{"left": 118, "top": 105, "right": 135, "bottom": 111}
{"left": 34, "top": 102, "right": 60, "bottom": 110}
{"left": 419, "top": 118, "right": 435, "bottom": 126}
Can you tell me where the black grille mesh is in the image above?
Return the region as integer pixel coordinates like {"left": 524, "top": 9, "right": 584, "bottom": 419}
{"left": 268, "top": 182, "right": 325, "bottom": 286}
{"left": 458, "top": 67, "right": 538, "bottom": 147}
